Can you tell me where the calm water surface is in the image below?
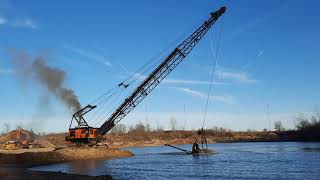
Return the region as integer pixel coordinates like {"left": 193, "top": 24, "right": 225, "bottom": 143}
{"left": 31, "top": 142, "right": 320, "bottom": 179}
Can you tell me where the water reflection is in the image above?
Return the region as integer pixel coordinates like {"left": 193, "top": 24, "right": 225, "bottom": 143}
{"left": 302, "top": 147, "right": 320, "bottom": 152}
{"left": 56, "top": 159, "right": 105, "bottom": 175}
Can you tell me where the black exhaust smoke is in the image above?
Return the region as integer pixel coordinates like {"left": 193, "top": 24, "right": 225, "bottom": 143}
{"left": 7, "top": 49, "right": 81, "bottom": 112}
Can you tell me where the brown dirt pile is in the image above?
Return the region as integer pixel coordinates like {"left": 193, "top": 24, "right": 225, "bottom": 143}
{"left": 0, "top": 128, "right": 35, "bottom": 144}
{"left": 0, "top": 147, "right": 133, "bottom": 167}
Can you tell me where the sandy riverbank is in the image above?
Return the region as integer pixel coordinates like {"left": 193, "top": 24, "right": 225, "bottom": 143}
{"left": 0, "top": 146, "right": 134, "bottom": 179}
{"left": 0, "top": 146, "right": 133, "bottom": 167}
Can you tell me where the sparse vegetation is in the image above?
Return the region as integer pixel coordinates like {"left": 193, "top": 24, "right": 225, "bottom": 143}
{"left": 274, "top": 121, "right": 285, "bottom": 131}
{"left": 294, "top": 106, "right": 320, "bottom": 141}
{"left": 110, "top": 124, "right": 127, "bottom": 134}
{"left": 170, "top": 117, "right": 177, "bottom": 131}
{"left": 1, "top": 123, "right": 11, "bottom": 135}
{"left": 129, "top": 122, "right": 147, "bottom": 132}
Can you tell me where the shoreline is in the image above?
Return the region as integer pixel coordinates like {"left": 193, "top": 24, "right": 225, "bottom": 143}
{"left": 110, "top": 138, "right": 320, "bottom": 149}
{"left": 111, "top": 139, "right": 320, "bottom": 152}
{"left": 0, "top": 147, "right": 134, "bottom": 180}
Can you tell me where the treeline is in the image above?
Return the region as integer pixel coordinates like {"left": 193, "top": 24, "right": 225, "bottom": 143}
{"left": 109, "top": 122, "right": 231, "bottom": 135}
{"left": 273, "top": 105, "right": 320, "bottom": 141}
{"left": 294, "top": 106, "right": 320, "bottom": 141}
{"left": 109, "top": 122, "right": 151, "bottom": 134}
{"left": 107, "top": 122, "right": 235, "bottom": 142}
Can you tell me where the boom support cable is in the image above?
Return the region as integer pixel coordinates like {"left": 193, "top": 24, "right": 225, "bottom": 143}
{"left": 93, "top": 89, "right": 128, "bottom": 127}
{"left": 201, "top": 17, "right": 224, "bottom": 130}
{"left": 123, "top": 22, "right": 203, "bottom": 87}
{"left": 87, "top": 88, "right": 122, "bottom": 124}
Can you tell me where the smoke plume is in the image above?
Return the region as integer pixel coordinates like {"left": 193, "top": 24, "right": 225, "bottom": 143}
{"left": 7, "top": 49, "right": 81, "bottom": 113}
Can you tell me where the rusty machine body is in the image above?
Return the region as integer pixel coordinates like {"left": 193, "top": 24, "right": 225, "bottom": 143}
{"left": 65, "top": 6, "right": 226, "bottom": 144}
{"left": 65, "top": 105, "right": 100, "bottom": 143}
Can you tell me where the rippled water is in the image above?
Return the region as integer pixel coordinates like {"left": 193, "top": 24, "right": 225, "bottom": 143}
{"left": 32, "top": 142, "right": 320, "bottom": 179}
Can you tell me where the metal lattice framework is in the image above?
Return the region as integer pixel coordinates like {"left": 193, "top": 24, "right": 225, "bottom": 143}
{"left": 98, "top": 6, "right": 226, "bottom": 135}
{"left": 70, "top": 105, "right": 96, "bottom": 129}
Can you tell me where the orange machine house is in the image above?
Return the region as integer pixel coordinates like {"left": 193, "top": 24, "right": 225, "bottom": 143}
{"left": 66, "top": 127, "right": 98, "bottom": 143}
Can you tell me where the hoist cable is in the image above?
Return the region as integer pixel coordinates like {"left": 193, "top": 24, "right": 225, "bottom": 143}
{"left": 87, "top": 88, "right": 122, "bottom": 124}
{"left": 89, "top": 86, "right": 119, "bottom": 105}
{"left": 201, "top": 17, "right": 224, "bottom": 130}
{"left": 93, "top": 89, "right": 128, "bottom": 127}
{"left": 123, "top": 22, "right": 202, "bottom": 86}
{"left": 90, "top": 89, "right": 124, "bottom": 125}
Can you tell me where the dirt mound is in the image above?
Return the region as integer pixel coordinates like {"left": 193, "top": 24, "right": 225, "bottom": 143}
{"left": 33, "top": 138, "right": 56, "bottom": 148}
{"left": 41, "top": 133, "right": 66, "bottom": 147}
{"left": 0, "top": 128, "right": 36, "bottom": 144}
{"left": 57, "top": 147, "right": 134, "bottom": 161}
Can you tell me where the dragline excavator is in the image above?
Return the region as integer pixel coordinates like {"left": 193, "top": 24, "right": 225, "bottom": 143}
{"left": 65, "top": 6, "right": 226, "bottom": 144}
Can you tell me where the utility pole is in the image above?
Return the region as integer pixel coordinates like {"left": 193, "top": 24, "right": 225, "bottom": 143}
{"left": 184, "top": 104, "right": 186, "bottom": 131}
{"left": 267, "top": 104, "right": 271, "bottom": 131}
{"left": 145, "top": 100, "right": 149, "bottom": 131}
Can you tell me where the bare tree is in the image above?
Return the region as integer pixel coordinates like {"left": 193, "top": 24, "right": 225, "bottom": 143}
{"left": 312, "top": 104, "right": 320, "bottom": 123}
{"left": 135, "top": 122, "right": 146, "bottom": 132}
{"left": 155, "top": 120, "right": 164, "bottom": 132}
{"left": 219, "top": 127, "right": 226, "bottom": 133}
{"left": 2, "top": 123, "right": 11, "bottom": 134}
{"left": 145, "top": 123, "right": 151, "bottom": 132}
{"left": 274, "top": 121, "right": 284, "bottom": 131}
{"left": 180, "top": 125, "right": 185, "bottom": 131}
{"left": 295, "top": 106, "right": 320, "bottom": 131}
{"left": 311, "top": 115, "right": 318, "bottom": 125}
{"left": 170, "top": 117, "right": 177, "bottom": 131}
{"left": 213, "top": 126, "right": 218, "bottom": 135}
{"left": 110, "top": 124, "right": 127, "bottom": 134}
{"left": 295, "top": 113, "right": 310, "bottom": 130}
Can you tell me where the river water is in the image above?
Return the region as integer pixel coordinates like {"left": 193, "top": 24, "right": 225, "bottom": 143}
{"left": 31, "top": 142, "right": 320, "bottom": 179}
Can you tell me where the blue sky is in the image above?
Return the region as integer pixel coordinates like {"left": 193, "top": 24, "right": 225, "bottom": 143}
{"left": 1, "top": 0, "right": 320, "bottom": 132}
